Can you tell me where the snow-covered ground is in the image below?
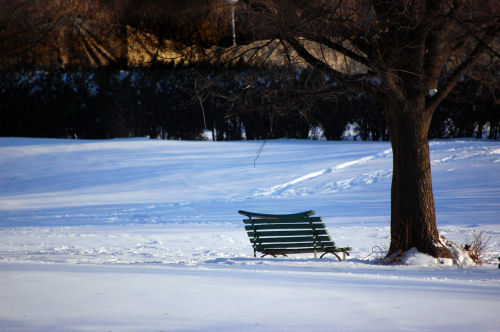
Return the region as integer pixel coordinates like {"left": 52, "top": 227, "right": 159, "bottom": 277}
{"left": 1, "top": 137, "right": 499, "bottom": 331}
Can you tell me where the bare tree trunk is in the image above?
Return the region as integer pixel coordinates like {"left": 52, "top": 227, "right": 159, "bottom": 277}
{"left": 385, "top": 96, "right": 452, "bottom": 259}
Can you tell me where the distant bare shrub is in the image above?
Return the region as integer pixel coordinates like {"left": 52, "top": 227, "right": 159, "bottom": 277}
{"left": 464, "top": 231, "right": 491, "bottom": 266}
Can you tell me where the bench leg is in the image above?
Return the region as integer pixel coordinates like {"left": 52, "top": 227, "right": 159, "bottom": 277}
{"left": 320, "top": 251, "right": 342, "bottom": 261}
{"left": 261, "top": 253, "right": 275, "bottom": 258}
{"left": 261, "top": 253, "right": 287, "bottom": 258}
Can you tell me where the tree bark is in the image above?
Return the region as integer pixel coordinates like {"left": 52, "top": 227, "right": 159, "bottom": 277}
{"left": 385, "top": 96, "right": 452, "bottom": 259}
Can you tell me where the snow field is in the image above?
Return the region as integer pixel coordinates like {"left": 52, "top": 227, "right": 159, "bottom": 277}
{"left": 2, "top": 261, "right": 499, "bottom": 332}
{"left": 0, "top": 137, "right": 499, "bottom": 331}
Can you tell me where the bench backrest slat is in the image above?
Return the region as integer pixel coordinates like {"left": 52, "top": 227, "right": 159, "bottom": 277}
{"left": 254, "top": 242, "right": 336, "bottom": 249}
{"left": 250, "top": 235, "right": 332, "bottom": 243}
{"left": 247, "top": 229, "right": 329, "bottom": 237}
{"left": 239, "top": 210, "right": 315, "bottom": 219}
{"left": 244, "top": 223, "right": 327, "bottom": 231}
{"left": 242, "top": 217, "right": 323, "bottom": 224}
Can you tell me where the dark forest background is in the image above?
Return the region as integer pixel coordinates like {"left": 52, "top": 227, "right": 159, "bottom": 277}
{"left": 1, "top": 65, "right": 497, "bottom": 140}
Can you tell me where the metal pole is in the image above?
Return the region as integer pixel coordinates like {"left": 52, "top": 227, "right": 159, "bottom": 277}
{"left": 231, "top": 4, "right": 236, "bottom": 45}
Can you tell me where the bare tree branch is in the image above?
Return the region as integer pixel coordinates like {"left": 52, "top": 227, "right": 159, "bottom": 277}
{"left": 427, "top": 25, "right": 498, "bottom": 114}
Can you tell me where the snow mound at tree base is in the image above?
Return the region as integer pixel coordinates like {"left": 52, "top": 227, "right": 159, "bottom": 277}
{"left": 401, "top": 248, "right": 448, "bottom": 266}
{"left": 401, "top": 237, "right": 477, "bottom": 267}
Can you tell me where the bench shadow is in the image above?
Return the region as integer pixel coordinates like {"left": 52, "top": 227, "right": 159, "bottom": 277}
{"left": 204, "top": 256, "right": 375, "bottom": 265}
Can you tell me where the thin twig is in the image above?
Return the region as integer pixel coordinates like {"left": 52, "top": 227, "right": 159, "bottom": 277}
{"left": 254, "top": 139, "right": 267, "bottom": 167}
{"left": 362, "top": 245, "right": 386, "bottom": 260}
{"left": 194, "top": 77, "right": 208, "bottom": 129}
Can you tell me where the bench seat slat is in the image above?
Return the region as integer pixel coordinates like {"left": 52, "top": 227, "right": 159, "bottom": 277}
{"left": 245, "top": 223, "right": 327, "bottom": 231}
{"left": 247, "top": 229, "right": 329, "bottom": 237}
{"left": 250, "top": 235, "right": 332, "bottom": 243}
{"left": 258, "top": 248, "right": 350, "bottom": 255}
{"left": 243, "top": 217, "right": 323, "bottom": 224}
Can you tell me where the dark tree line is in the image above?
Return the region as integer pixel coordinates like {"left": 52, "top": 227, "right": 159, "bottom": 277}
{"left": 430, "top": 76, "right": 499, "bottom": 140}
{"left": 1, "top": 65, "right": 497, "bottom": 140}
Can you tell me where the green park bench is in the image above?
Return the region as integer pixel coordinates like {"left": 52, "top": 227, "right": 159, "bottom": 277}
{"left": 239, "top": 210, "right": 352, "bottom": 261}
